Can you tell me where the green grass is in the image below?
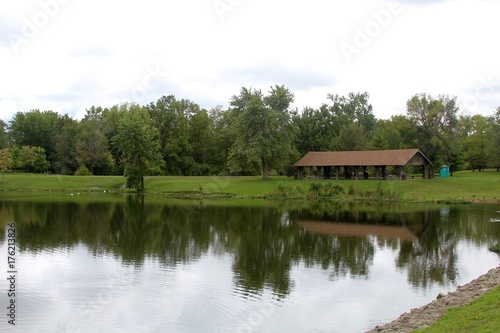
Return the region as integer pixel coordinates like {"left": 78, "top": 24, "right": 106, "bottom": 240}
{"left": 0, "top": 170, "right": 499, "bottom": 202}
{"left": 400, "top": 170, "right": 500, "bottom": 202}
{"left": 414, "top": 286, "right": 500, "bottom": 333}
{"left": 0, "top": 172, "right": 125, "bottom": 192}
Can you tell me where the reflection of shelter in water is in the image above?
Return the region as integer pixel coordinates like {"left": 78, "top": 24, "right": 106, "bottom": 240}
{"left": 297, "top": 220, "right": 418, "bottom": 241}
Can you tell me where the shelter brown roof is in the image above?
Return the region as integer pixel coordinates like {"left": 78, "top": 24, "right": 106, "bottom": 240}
{"left": 293, "top": 149, "right": 432, "bottom": 167}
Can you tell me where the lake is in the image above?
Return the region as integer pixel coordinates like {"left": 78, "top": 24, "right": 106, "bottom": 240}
{"left": 1, "top": 193, "right": 499, "bottom": 332}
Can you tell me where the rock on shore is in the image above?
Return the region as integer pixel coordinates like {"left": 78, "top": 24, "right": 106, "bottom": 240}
{"left": 366, "top": 265, "right": 500, "bottom": 333}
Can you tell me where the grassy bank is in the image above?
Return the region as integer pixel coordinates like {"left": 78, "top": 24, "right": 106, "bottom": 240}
{"left": 414, "top": 286, "right": 500, "bottom": 333}
{"left": 0, "top": 170, "right": 499, "bottom": 203}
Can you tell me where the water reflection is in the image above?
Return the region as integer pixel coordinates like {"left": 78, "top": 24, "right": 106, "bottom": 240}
{"left": 1, "top": 195, "right": 500, "bottom": 332}
{"left": 3, "top": 196, "right": 498, "bottom": 296}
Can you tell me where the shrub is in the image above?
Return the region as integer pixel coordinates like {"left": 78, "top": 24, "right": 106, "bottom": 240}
{"left": 267, "top": 182, "right": 305, "bottom": 198}
{"left": 309, "top": 182, "right": 344, "bottom": 198}
{"left": 75, "top": 164, "right": 92, "bottom": 176}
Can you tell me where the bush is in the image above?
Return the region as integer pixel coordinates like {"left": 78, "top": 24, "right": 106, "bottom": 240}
{"left": 268, "top": 182, "right": 305, "bottom": 198}
{"left": 309, "top": 182, "right": 344, "bottom": 198}
{"left": 75, "top": 164, "right": 92, "bottom": 176}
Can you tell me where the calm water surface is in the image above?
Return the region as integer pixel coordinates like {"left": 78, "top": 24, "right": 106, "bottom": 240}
{"left": 1, "top": 193, "right": 499, "bottom": 333}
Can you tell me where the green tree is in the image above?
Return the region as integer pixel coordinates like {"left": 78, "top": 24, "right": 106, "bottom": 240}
{"left": 293, "top": 93, "right": 375, "bottom": 156}
{"left": 146, "top": 96, "right": 194, "bottom": 175}
{"left": 369, "top": 118, "right": 404, "bottom": 150}
{"left": 9, "top": 146, "right": 21, "bottom": 171}
{"left": 325, "top": 92, "right": 376, "bottom": 138}
{"left": 8, "top": 110, "right": 59, "bottom": 166}
{"left": 189, "top": 109, "right": 214, "bottom": 175}
{"left": 19, "top": 145, "right": 36, "bottom": 172}
{"left": 293, "top": 106, "right": 336, "bottom": 154}
{"left": 112, "top": 106, "right": 162, "bottom": 191}
{"left": 208, "top": 105, "right": 234, "bottom": 175}
{"left": 0, "top": 148, "right": 12, "bottom": 182}
{"left": 228, "top": 85, "right": 295, "bottom": 179}
{"left": 406, "top": 93, "right": 460, "bottom": 167}
{"left": 0, "top": 120, "right": 8, "bottom": 149}
{"left": 75, "top": 121, "right": 113, "bottom": 175}
{"left": 33, "top": 147, "right": 50, "bottom": 173}
{"left": 487, "top": 107, "right": 500, "bottom": 171}
{"left": 334, "top": 123, "right": 367, "bottom": 151}
{"left": 53, "top": 114, "right": 79, "bottom": 174}
{"left": 462, "top": 114, "right": 489, "bottom": 171}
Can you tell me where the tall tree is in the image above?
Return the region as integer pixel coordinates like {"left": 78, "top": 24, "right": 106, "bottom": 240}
{"left": 75, "top": 120, "right": 113, "bottom": 175}
{"left": 189, "top": 109, "right": 214, "bottom": 175}
{"left": 17, "top": 146, "right": 49, "bottom": 173}
{"left": 53, "top": 114, "right": 79, "bottom": 175}
{"left": 293, "top": 106, "right": 336, "bottom": 154}
{"left": 0, "top": 120, "right": 7, "bottom": 149}
{"left": 0, "top": 148, "right": 12, "bottom": 182}
{"left": 369, "top": 118, "right": 404, "bottom": 150}
{"left": 146, "top": 96, "right": 194, "bottom": 175}
{"left": 487, "top": 107, "right": 500, "bottom": 171}
{"left": 208, "top": 105, "right": 237, "bottom": 175}
{"left": 32, "top": 147, "right": 50, "bottom": 173}
{"left": 8, "top": 110, "right": 60, "bottom": 166}
{"left": 228, "top": 85, "right": 295, "bottom": 179}
{"left": 334, "top": 123, "right": 367, "bottom": 151}
{"left": 406, "top": 93, "right": 459, "bottom": 167}
{"left": 325, "top": 92, "right": 376, "bottom": 137}
{"left": 112, "top": 106, "right": 162, "bottom": 191}
{"left": 461, "top": 114, "right": 489, "bottom": 171}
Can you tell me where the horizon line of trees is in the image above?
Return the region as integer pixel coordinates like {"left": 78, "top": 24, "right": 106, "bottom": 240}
{"left": 0, "top": 86, "right": 499, "bottom": 190}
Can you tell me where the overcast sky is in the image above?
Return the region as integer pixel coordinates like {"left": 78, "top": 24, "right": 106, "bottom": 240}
{"left": 1, "top": 0, "right": 499, "bottom": 122}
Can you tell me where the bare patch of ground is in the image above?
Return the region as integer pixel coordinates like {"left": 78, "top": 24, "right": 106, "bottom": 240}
{"left": 366, "top": 265, "right": 500, "bottom": 333}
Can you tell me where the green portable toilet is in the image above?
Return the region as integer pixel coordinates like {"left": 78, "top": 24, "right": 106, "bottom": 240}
{"left": 440, "top": 165, "right": 450, "bottom": 178}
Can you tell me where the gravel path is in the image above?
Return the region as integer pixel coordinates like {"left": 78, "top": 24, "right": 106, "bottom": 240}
{"left": 366, "top": 265, "right": 500, "bottom": 333}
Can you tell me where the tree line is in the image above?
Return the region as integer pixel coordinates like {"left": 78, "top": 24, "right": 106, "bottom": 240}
{"left": 0, "top": 85, "right": 499, "bottom": 190}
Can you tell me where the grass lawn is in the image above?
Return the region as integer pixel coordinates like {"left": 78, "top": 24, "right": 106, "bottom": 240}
{"left": 0, "top": 170, "right": 499, "bottom": 202}
{"left": 0, "top": 172, "right": 125, "bottom": 192}
{"left": 414, "top": 286, "right": 500, "bottom": 333}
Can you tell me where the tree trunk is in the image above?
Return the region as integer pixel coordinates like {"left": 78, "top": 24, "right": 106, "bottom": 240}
{"left": 262, "top": 157, "right": 269, "bottom": 180}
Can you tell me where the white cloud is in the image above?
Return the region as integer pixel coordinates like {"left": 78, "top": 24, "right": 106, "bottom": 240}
{"left": 1, "top": 0, "right": 499, "bottom": 122}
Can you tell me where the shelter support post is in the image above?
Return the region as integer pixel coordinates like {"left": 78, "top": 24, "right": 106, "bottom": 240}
{"left": 324, "top": 166, "right": 331, "bottom": 179}
{"left": 395, "top": 166, "right": 402, "bottom": 180}
{"left": 295, "top": 167, "right": 304, "bottom": 179}
{"left": 422, "top": 164, "right": 429, "bottom": 179}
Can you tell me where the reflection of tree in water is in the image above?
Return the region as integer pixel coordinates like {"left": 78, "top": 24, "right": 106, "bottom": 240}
{"left": 4, "top": 198, "right": 500, "bottom": 297}
{"left": 298, "top": 233, "right": 374, "bottom": 280}
{"left": 395, "top": 205, "right": 500, "bottom": 288}
{"left": 389, "top": 208, "right": 459, "bottom": 288}
{"left": 5, "top": 198, "right": 377, "bottom": 298}
{"left": 292, "top": 204, "right": 461, "bottom": 288}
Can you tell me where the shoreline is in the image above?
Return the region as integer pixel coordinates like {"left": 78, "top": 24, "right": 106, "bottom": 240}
{"left": 2, "top": 188, "right": 500, "bottom": 205}
{"left": 0, "top": 172, "right": 499, "bottom": 204}
{"left": 366, "top": 265, "right": 500, "bottom": 333}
